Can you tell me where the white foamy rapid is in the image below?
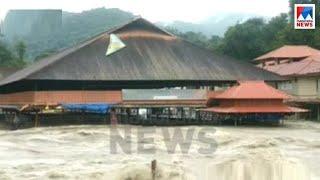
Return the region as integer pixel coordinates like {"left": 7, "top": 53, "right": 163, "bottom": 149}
{"left": 0, "top": 120, "right": 319, "bottom": 180}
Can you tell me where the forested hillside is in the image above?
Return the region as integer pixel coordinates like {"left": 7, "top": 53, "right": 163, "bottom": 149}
{"left": 161, "top": 13, "right": 256, "bottom": 37}
{"left": 166, "top": 0, "right": 320, "bottom": 61}
{"left": 1, "top": 8, "right": 135, "bottom": 61}
{"left": 0, "top": 0, "right": 319, "bottom": 68}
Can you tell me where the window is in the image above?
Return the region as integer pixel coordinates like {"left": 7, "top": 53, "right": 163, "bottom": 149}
{"left": 278, "top": 81, "right": 293, "bottom": 91}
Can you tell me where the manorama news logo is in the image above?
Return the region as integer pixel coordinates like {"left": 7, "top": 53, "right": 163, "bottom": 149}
{"left": 294, "top": 4, "right": 315, "bottom": 29}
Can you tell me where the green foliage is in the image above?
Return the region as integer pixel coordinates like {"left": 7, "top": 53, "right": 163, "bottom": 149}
{"left": 168, "top": 4, "right": 319, "bottom": 62}
{"left": 15, "top": 41, "right": 26, "bottom": 61}
{"left": 0, "top": 41, "right": 25, "bottom": 67}
{"left": 207, "top": 35, "right": 223, "bottom": 52}
{"left": 2, "top": 8, "right": 135, "bottom": 61}
{"left": 1, "top": 1, "right": 318, "bottom": 65}
{"left": 165, "top": 13, "right": 256, "bottom": 37}
{"left": 166, "top": 26, "right": 223, "bottom": 51}
{"left": 180, "top": 31, "right": 209, "bottom": 48}
{"left": 216, "top": 14, "right": 293, "bottom": 60}
{"left": 219, "top": 18, "right": 268, "bottom": 60}
{"left": 168, "top": 14, "right": 289, "bottom": 61}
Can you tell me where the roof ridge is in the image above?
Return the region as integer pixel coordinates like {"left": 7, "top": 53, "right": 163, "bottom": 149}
{"left": 107, "top": 17, "right": 175, "bottom": 37}
{"left": 253, "top": 45, "right": 320, "bottom": 62}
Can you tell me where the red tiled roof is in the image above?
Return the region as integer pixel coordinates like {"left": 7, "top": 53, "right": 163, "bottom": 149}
{"left": 201, "top": 105, "right": 308, "bottom": 114}
{"left": 254, "top": 45, "right": 320, "bottom": 61}
{"left": 214, "top": 81, "right": 290, "bottom": 99}
{"left": 260, "top": 54, "right": 320, "bottom": 76}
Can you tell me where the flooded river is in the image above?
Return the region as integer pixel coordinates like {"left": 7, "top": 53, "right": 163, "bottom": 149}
{"left": 0, "top": 120, "right": 319, "bottom": 180}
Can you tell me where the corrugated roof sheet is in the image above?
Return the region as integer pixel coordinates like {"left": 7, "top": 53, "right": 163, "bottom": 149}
{"left": 0, "top": 18, "right": 281, "bottom": 86}
{"left": 122, "top": 89, "right": 207, "bottom": 101}
{"left": 0, "top": 67, "right": 20, "bottom": 80}
{"left": 254, "top": 45, "right": 320, "bottom": 61}
{"left": 213, "top": 81, "right": 290, "bottom": 99}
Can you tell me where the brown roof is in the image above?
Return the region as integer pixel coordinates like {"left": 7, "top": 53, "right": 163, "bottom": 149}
{"left": 0, "top": 18, "right": 281, "bottom": 87}
{"left": 213, "top": 81, "right": 290, "bottom": 99}
{"left": 254, "top": 45, "right": 320, "bottom": 61}
{"left": 259, "top": 54, "right": 320, "bottom": 77}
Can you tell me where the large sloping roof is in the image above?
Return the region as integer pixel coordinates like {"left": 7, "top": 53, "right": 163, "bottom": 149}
{"left": 0, "top": 67, "right": 20, "bottom": 80}
{"left": 0, "top": 18, "right": 280, "bottom": 86}
{"left": 254, "top": 45, "right": 320, "bottom": 61}
{"left": 260, "top": 54, "right": 320, "bottom": 77}
{"left": 213, "top": 81, "right": 290, "bottom": 99}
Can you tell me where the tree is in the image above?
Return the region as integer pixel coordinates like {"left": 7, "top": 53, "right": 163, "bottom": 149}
{"left": 0, "top": 42, "right": 15, "bottom": 67}
{"left": 15, "top": 41, "right": 26, "bottom": 61}
{"left": 180, "top": 31, "right": 209, "bottom": 48}
{"left": 263, "top": 13, "right": 289, "bottom": 49}
{"left": 165, "top": 27, "right": 210, "bottom": 49}
{"left": 207, "top": 35, "right": 223, "bottom": 53}
{"left": 218, "top": 18, "right": 268, "bottom": 60}
{"left": 0, "top": 41, "right": 26, "bottom": 67}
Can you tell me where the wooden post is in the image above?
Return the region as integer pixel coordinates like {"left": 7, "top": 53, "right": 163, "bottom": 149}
{"left": 34, "top": 112, "right": 39, "bottom": 127}
{"left": 136, "top": 108, "right": 139, "bottom": 124}
{"left": 180, "top": 107, "right": 183, "bottom": 121}
{"left": 155, "top": 108, "right": 158, "bottom": 124}
{"left": 188, "top": 107, "right": 192, "bottom": 123}
{"left": 167, "top": 107, "right": 170, "bottom": 125}
{"left": 111, "top": 108, "right": 118, "bottom": 125}
{"left": 104, "top": 112, "right": 108, "bottom": 124}
{"left": 317, "top": 105, "right": 320, "bottom": 121}
{"left": 151, "top": 159, "right": 157, "bottom": 180}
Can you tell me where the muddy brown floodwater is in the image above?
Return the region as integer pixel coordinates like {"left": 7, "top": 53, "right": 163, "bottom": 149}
{"left": 0, "top": 120, "right": 319, "bottom": 180}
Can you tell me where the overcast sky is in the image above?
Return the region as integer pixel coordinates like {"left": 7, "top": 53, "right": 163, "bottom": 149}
{"left": 0, "top": 0, "right": 289, "bottom": 22}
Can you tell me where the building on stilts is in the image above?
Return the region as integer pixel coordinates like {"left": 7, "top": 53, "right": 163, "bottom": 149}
{"left": 0, "top": 18, "right": 305, "bottom": 128}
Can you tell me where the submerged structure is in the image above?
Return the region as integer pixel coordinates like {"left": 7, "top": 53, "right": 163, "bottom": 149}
{"left": 0, "top": 17, "right": 296, "bottom": 127}
{"left": 0, "top": 18, "right": 279, "bottom": 105}
{"left": 255, "top": 45, "right": 320, "bottom": 120}
{"left": 202, "top": 81, "right": 307, "bottom": 124}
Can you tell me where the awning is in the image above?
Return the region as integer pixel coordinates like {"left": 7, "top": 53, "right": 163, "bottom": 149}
{"left": 200, "top": 105, "right": 308, "bottom": 114}
{"left": 61, "top": 103, "right": 113, "bottom": 114}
